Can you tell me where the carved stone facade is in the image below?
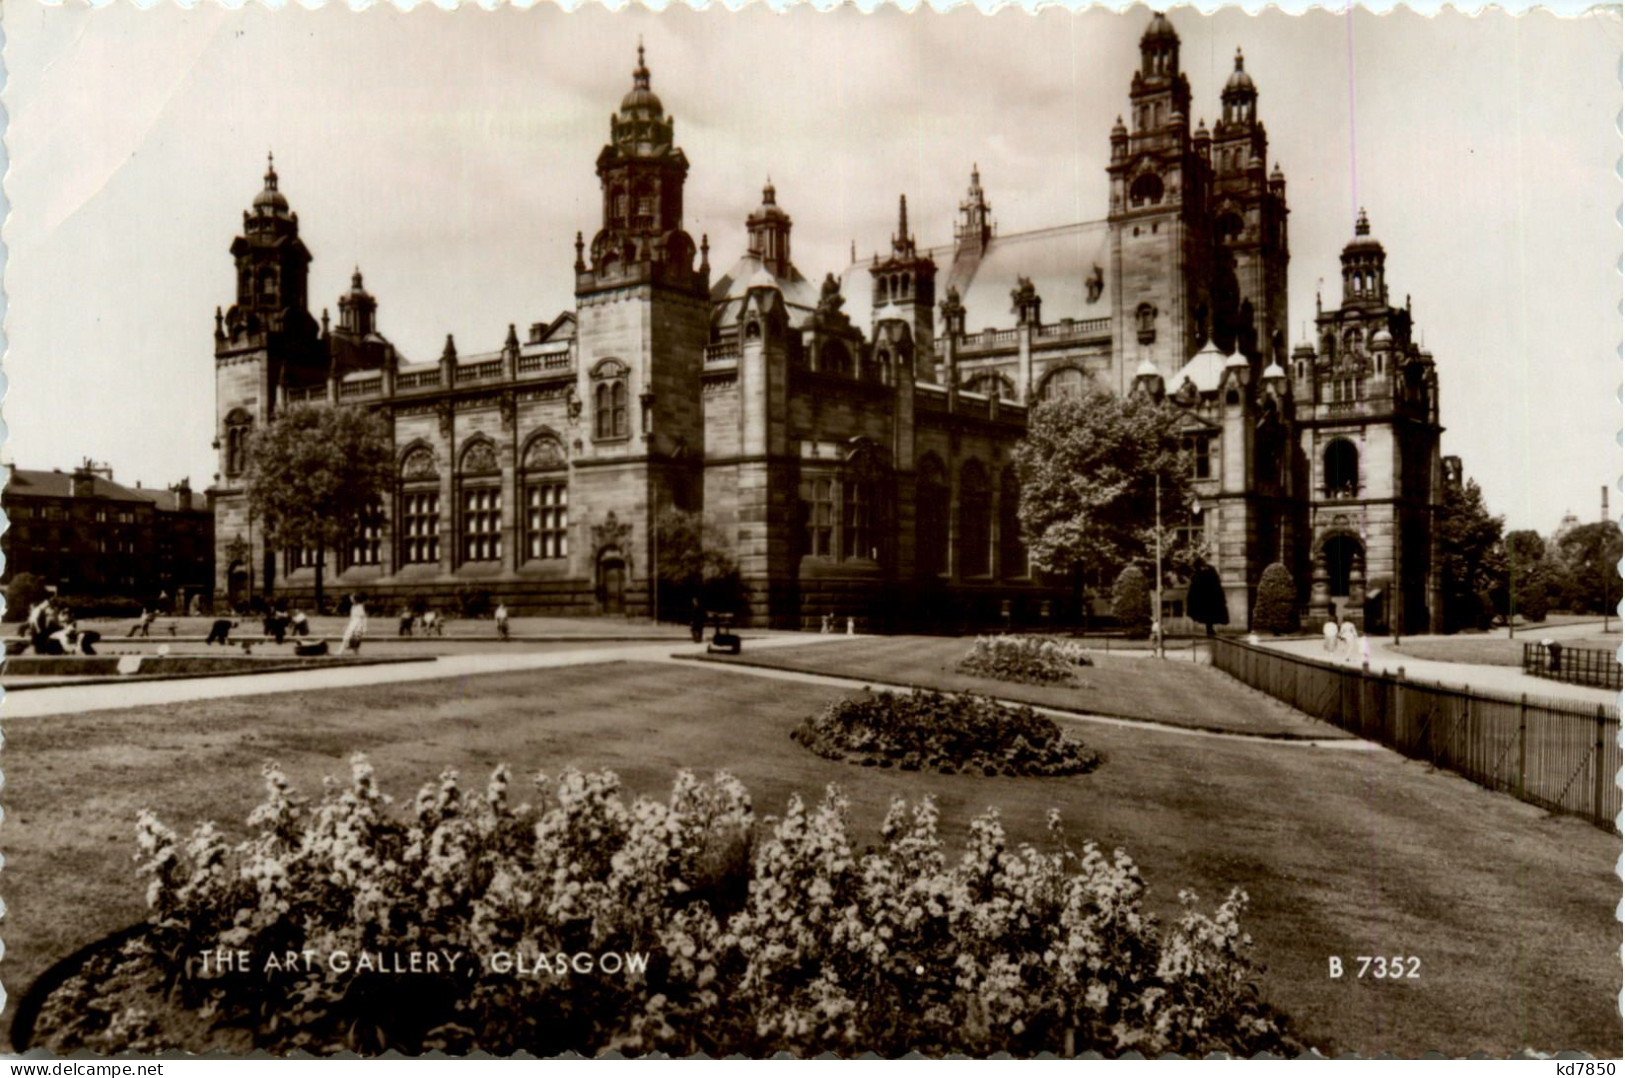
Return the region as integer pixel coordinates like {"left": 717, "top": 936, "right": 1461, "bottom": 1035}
{"left": 209, "top": 18, "right": 1442, "bottom": 632}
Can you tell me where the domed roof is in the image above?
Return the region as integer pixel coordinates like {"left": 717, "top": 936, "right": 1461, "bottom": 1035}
{"left": 1142, "top": 12, "right": 1178, "bottom": 43}
{"left": 619, "top": 43, "right": 664, "bottom": 117}
{"left": 1225, "top": 49, "right": 1256, "bottom": 94}
{"left": 1371, "top": 327, "right": 1393, "bottom": 345}
{"left": 1224, "top": 347, "right": 1249, "bottom": 369}
{"left": 253, "top": 153, "right": 289, "bottom": 213}
{"left": 1343, "top": 208, "right": 1385, "bottom": 253}
{"left": 1135, "top": 358, "right": 1161, "bottom": 379}
{"left": 1262, "top": 360, "right": 1287, "bottom": 380}
{"left": 754, "top": 180, "right": 788, "bottom": 221}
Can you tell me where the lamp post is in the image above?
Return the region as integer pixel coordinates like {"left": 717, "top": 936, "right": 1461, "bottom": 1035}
{"left": 1154, "top": 470, "right": 1164, "bottom": 659}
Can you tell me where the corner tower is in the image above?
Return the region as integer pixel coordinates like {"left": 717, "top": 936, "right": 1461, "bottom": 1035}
{"left": 574, "top": 45, "right": 710, "bottom": 616}
{"left": 211, "top": 155, "right": 324, "bottom": 606}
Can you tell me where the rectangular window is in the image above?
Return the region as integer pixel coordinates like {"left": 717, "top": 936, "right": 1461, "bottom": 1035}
{"left": 1184, "top": 434, "right": 1213, "bottom": 480}
{"left": 285, "top": 545, "right": 319, "bottom": 574}
{"left": 842, "top": 479, "right": 871, "bottom": 561}
{"left": 462, "top": 487, "right": 501, "bottom": 562}
{"left": 804, "top": 477, "right": 834, "bottom": 558}
{"left": 348, "top": 511, "right": 382, "bottom": 568}
{"left": 401, "top": 491, "right": 440, "bottom": 565}
{"left": 525, "top": 482, "right": 569, "bottom": 561}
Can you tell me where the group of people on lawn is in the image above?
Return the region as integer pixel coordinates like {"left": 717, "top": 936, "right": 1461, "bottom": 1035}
{"left": 14, "top": 596, "right": 101, "bottom": 655}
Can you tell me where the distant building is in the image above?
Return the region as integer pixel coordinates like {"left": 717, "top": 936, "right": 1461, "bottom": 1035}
{"left": 208, "top": 18, "right": 1445, "bottom": 632}
{"left": 3, "top": 461, "right": 213, "bottom": 609}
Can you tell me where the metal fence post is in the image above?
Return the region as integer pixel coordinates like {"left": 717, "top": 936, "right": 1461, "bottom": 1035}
{"left": 1517, "top": 694, "right": 1528, "bottom": 800}
{"left": 1593, "top": 704, "right": 1608, "bottom": 828}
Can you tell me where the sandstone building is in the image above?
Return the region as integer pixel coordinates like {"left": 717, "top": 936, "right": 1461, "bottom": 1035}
{"left": 209, "top": 18, "right": 1444, "bottom": 632}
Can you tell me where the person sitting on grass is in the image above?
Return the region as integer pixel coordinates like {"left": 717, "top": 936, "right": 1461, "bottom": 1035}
{"left": 127, "top": 608, "right": 157, "bottom": 638}
{"left": 205, "top": 618, "right": 237, "bottom": 646}
{"left": 421, "top": 609, "right": 441, "bottom": 637}
{"left": 290, "top": 608, "right": 309, "bottom": 637}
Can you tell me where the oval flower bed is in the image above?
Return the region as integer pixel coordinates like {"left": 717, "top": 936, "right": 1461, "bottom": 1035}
{"left": 23, "top": 757, "right": 1292, "bottom": 1058}
{"left": 792, "top": 688, "right": 1101, "bottom": 777}
{"left": 957, "top": 634, "right": 1093, "bottom": 686}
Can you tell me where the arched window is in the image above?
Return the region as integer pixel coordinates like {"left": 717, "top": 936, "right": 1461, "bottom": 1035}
{"left": 257, "top": 268, "right": 278, "bottom": 299}
{"left": 999, "top": 466, "right": 1025, "bottom": 578}
{"left": 1130, "top": 172, "right": 1164, "bottom": 207}
{"left": 916, "top": 455, "right": 949, "bottom": 577}
{"left": 1323, "top": 535, "right": 1362, "bottom": 597}
{"left": 223, "top": 410, "right": 253, "bottom": 478}
{"left": 1042, "top": 367, "right": 1087, "bottom": 401}
{"left": 1136, "top": 303, "right": 1158, "bottom": 345}
{"left": 958, "top": 460, "right": 991, "bottom": 578}
{"left": 398, "top": 446, "right": 440, "bottom": 566}
{"left": 820, "top": 341, "right": 852, "bottom": 378}
{"left": 343, "top": 499, "right": 383, "bottom": 570}
{"left": 1323, "top": 438, "right": 1359, "bottom": 498}
{"left": 612, "top": 185, "right": 629, "bottom": 224}
{"left": 593, "top": 363, "right": 630, "bottom": 440}
{"left": 802, "top": 476, "right": 835, "bottom": 558}
{"left": 522, "top": 435, "right": 569, "bottom": 562}
{"left": 875, "top": 348, "right": 893, "bottom": 386}
{"left": 459, "top": 439, "right": 501, "bottom": 564}
{"left": 632, "top": 181, "right": 655, "bottom": 230}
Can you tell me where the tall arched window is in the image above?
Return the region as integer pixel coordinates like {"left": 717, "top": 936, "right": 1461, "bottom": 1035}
{"left": 1130, "top": 172, "right": 1164, "bottom": 207}
{"left": 398, "top": 445, "right": 440, "bottom": 566}
{"left": 593, "top": 361, "right": 630, "bottom": 440}
{"left": 522, "top": 434, "right": 569, "bottom": 562}
{"left": 999, "top": 466, "right": 1025, "bottom": 578}
{"left": 958, "top": 460, "right": 992, "bottom": 578}
{"left": 223, "top": 409, "right": 253, "bottom": 478}
{"left": 1041, "top": 367, "right": 1087, "bottom": 401}
{"left": 459, "top": 439, "right": 501, "bottom": 563}
{"left": 1323, "top": 438, "right": 1360, "bottom": 498}
{"left": 916, "top": 455, "right": 949, "bottom": 577}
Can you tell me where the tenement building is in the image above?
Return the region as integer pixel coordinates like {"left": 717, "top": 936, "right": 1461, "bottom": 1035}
{"left": 209, "top": 18, "right": 1444, "bottom": 632}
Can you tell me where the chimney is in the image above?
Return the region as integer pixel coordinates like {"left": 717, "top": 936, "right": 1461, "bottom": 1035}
{"left": 70, "top": 464, "right": 95, "bottom": 499}
{"left": 1603, "top": 484, "right": 1610, "bottom": 523}
{"left": 174, "top": 478, "right": 193, "bottom": 513}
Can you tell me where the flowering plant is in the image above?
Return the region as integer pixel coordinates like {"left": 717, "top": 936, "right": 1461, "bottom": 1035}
{"left": 958, "top": 634, "right": 1093, "bottom": 686}
{"left": 34, "top": 758, "right": 1292, "bottom": 1057}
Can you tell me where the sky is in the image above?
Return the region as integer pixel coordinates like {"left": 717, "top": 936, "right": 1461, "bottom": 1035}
{"left": 2, "top": 2, "right": 1618, "bottom": 533}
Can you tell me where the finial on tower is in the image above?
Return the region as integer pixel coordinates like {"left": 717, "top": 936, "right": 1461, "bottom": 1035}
{"left": 1235, "top": 46, "right": 1244, "bottom": 69}
{"left": 264, "top": 151, "right": 278, "bottom": 190}
{"left": 1355, "top": 207, "right": 1370, "bottom": 236}
{"left": 897, "top": 194, "right": 909, "bottom": 245}
{"left": 351, "top": 265, "right": 364, "bottom": 289}
{"left": 633, "top": 37, "right": 649, "bottom": 89}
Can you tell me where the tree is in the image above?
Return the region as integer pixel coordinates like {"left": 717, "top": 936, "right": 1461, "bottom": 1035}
{"left": 1186, "top": 561, "right": 1229, "bottom": 636}
{"left": 244, "top": 403, "right": 395, "bottom": 611}
{"left": 1252, "top": 562, "right": 1298, "bottom": 635}
{"left": 1111, "top": 565, "right": 1151, "bottom": 639}
{"left": 655, "top": 507, "right": 742, "bottom": 617}
{"left": 1434, "top": 477, "right": 1505, "bottom": 633}
{"left": 1505, "top": 529, "right": 1550, "bottom": 625}
{"left": 1013, "top": 390, "right": 1191, "bottom": 585}
{"left": 3, "top": 572, "right": 49, "bottom": 623}
{"left": 1555, "top": 521, "right": 1623, "bottom": 630}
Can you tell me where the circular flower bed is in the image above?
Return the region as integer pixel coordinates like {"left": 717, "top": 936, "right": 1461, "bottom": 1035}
{"left": 957, "top": 634, "right": 1093, "bottom": 686}
{"left": 22, "top": 757, "right": 1292, "bottom": 1058}
{"left": 792, "top": 688, "right": 1101, "bottom": 777}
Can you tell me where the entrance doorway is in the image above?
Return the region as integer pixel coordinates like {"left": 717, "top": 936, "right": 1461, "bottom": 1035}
{"left": 598, "top": 551, "right": 627, "bottom": 616}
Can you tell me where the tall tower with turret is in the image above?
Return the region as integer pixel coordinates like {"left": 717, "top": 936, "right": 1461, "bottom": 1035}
{"left": 1207, "top": 49, "right": 1289, "bottom": 366}
{"left": 573, "top": 45, "right": 711, "bottom": 615}
{"left": 211, "top": 155, "right": 324, "bottom": 604}
{"left": 1107, "top": 13, "right": 1212, "bottom": 392}
{"left": 869, "top": 195, "right": 938, "bottom": 380}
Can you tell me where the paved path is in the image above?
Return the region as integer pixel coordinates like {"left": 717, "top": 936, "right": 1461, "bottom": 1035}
{"left": 0, "top": 633, "right": 844, "bottom": 720}
{"left": 1260, "top": 634, "right": 1619, "bottom": 707}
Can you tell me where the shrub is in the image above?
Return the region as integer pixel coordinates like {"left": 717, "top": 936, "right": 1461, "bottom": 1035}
{"left": 1111, "top": 565, "right": 1151, "bottom": 639}
{"left": 3, "top": 572, "right": 49, "bottom": 622}
{"left": 31, "top": 759, "right": 1292, "bottom": 1058}
{"left": 957, "top": 634, "right": 1092, "bottom": 686}
{"left": 1251, "top": 563, "right": 1299, "bottom": 636}
{"left": 793, "top": 688, "right": 1100, "bottom": 778}
{"left": 1186, "top": 563, "right": 1229, "bottom": 636}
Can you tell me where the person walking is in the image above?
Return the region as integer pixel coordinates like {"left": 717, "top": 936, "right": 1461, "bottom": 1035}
{"left": 127, "top": 608, "right": 156, "bottom": 638}
{"left": 1339, "top": 618, "right": 1360, "bottom": 663}
{"left": 1322, "top": 619, "right": 1339, "bottom": 657}
{"left": 689, "top": 596, "right": 706, "bottom": 644}
{"left": 494, "top": 601, "right": 511, "bottom": 642}
{"left": 340, "top": 594, "right": 369, "bottom": 654}
{"left": 398, "top": 605, "right": 416, "bottom": 637}
{"left": 422, "top": 609, "right": 441, "bottom": 637}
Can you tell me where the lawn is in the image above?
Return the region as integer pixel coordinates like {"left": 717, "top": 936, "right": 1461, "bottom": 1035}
{"left": 3, "top": 660, "right": 1618, "bottom": 1056}
{"left": 700, "top": 635, "right": 1350, "bottom": 740}
{"left": 1397, "top": 633, "right": 1621, "bottom": 669}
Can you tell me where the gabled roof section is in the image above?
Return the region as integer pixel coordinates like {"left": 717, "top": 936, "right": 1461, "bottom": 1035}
{"left": 6, "top": 469, "right": 151, "bottom": 504}
{"left": 711, "top": 252, "right": 821, "bottom": 330}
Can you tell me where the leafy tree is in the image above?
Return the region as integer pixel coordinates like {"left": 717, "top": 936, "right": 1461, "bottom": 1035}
{"left": 1186, "top": 561, "right": 1229, "bottom": 636}
{"left": 1504, "top": 529, "right": 1550, "bottom": 624}
{"left": 1013, "top": 390, "right": 1192, "bottom": 584}
{"left": 244, "top": 403, "right": 395, "bottom": 611}
{"left": 1111, "top": 565, "right": 1151, "bottom": 639}
{"left": 655, "top": 507, "right": 742, "bottom": 617}
{"left": 3, "top": 572, "right": 49, "bottom": 623}
{"left": 1555, "top": 521, "right": 1623, "bottom": 630}
{"left": 1435, "top": 477, "right": 1505, "bottom": 633}
{"left": 1252, "top": 562, "right": 1298, "bottom": 635}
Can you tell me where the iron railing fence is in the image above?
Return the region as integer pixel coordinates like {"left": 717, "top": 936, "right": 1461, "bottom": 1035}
{"left": 1213, "top": 637, "right": 1621, "bottom": 833}
{"left": 1521, "top": 642, "right": 1623, "bottom": 691}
